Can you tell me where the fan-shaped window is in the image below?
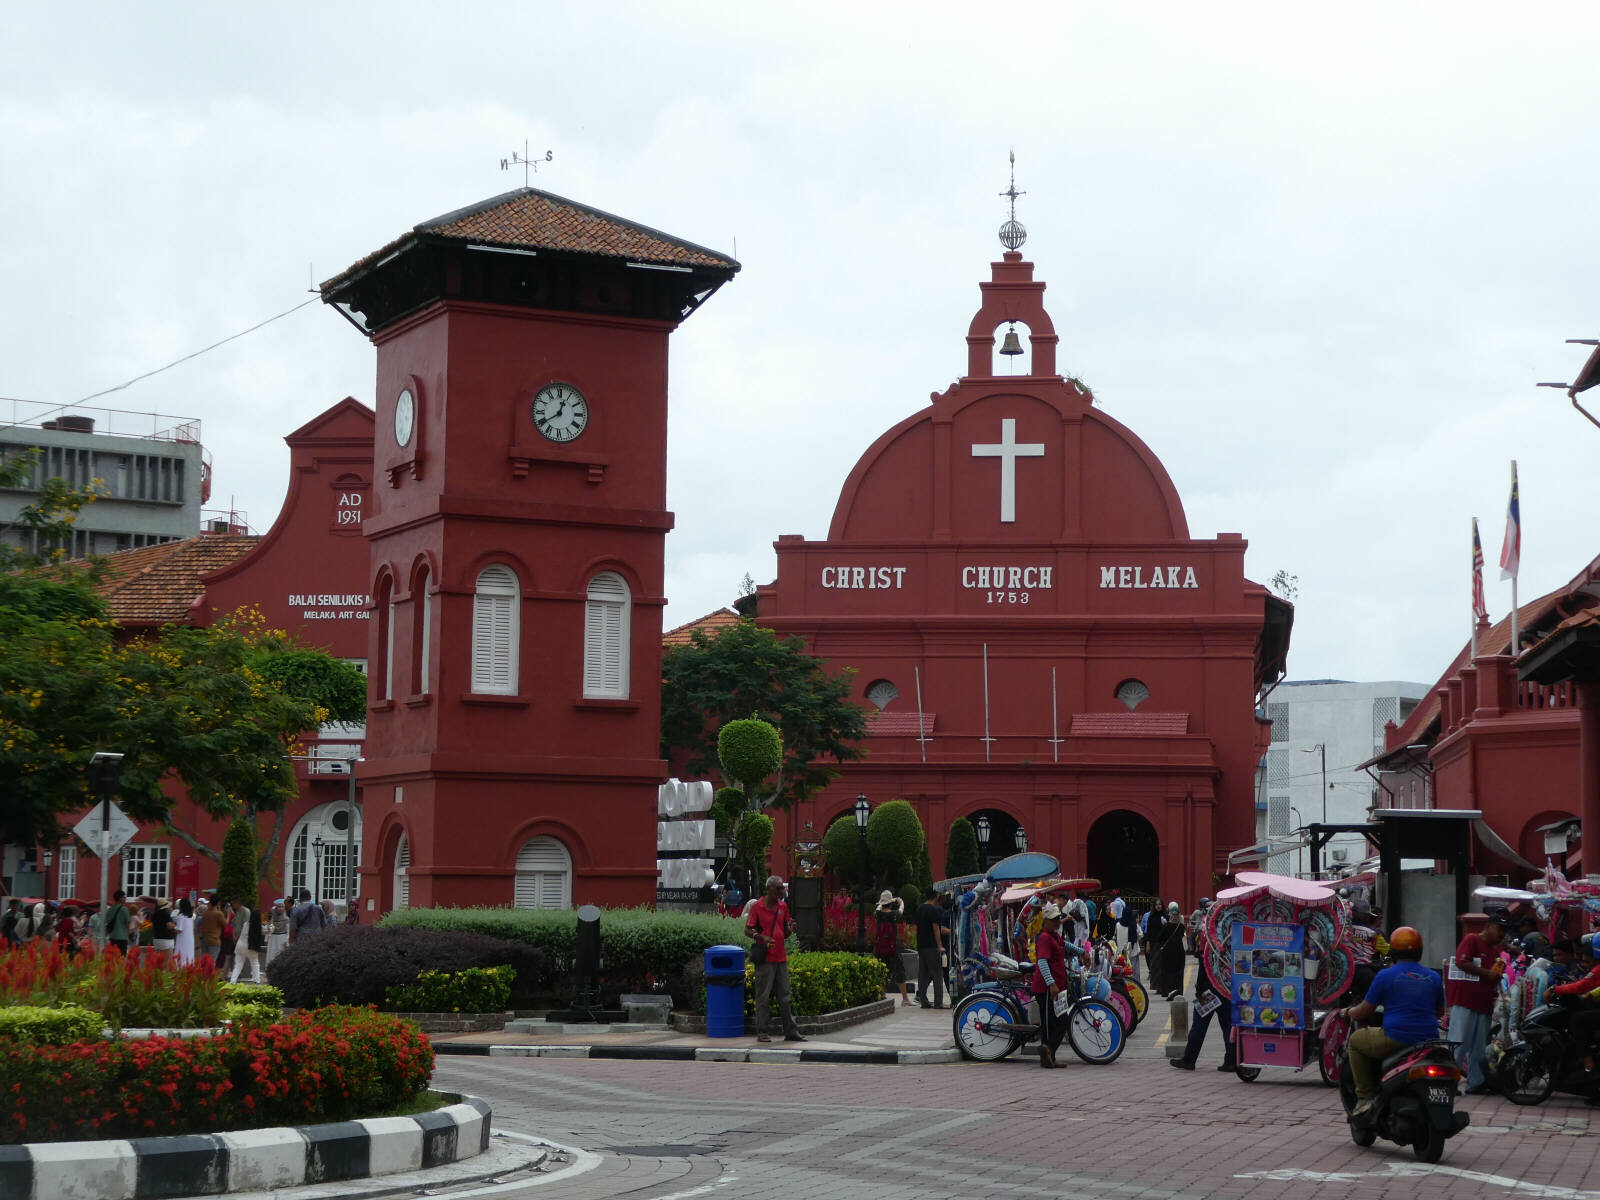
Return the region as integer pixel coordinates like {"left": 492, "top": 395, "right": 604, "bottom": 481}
{"left": 471, "top": 565, "right": 520, "bottom": 695}
{"left": 1115, "top": 679, "right": 1150, "bottom": 711}
{"left": 514, "top": 836, "right": 572, "bottom": 909}
{"left": 392, "top": 833, "right": 410, "bottom": 910}
{"left": 583, "top": 572, "right": 631, "bottom": 699}
{"left": 865, "top": 679, "right": 899, "bottom": 710}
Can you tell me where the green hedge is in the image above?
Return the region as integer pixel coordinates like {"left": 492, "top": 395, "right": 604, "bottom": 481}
{"left": 385, "top": 966, "right": 515, "bottom": 1013}
{"left": 380, "top": 907, "right": 749, "bottom": 1008}
{"left": 739, "top": 952, "right": 887, "bottom": 1021}
{"left": 219, "top": 983, "right": 283, "bottom": 1011}
{"left": 0, "top": 1004, "right": 103, "bottom": 1045}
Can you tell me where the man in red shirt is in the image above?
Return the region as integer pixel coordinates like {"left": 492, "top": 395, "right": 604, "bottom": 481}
{"left": 746, "top": 875, "right": 806, "bottom": 1044}
{"left": 1445, "top": 913, "right": 1506, "bottom": 1094}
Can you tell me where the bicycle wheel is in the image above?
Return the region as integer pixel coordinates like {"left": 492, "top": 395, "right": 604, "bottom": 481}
{"left": 1106, "top": 987, "right": 1136, "bottom": 1033}
{"left": 952, "top": 992, "right": 1022, "bottom": 1062}
{"left": 1495, "top": 1043, "right": 1555, "bottom": 1106}
{"left": 1065, "top": 999, "right": 1126, "bottom": 1064}
{"left": 1122, "top": 978, "right": 1149, "bottom": 1024}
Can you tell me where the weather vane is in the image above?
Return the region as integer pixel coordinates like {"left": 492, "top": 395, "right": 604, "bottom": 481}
{"left": 998, "top": 150, "right": 1027, "bottom": 251}
{"left": 501, "top": 138, "right": 554, "bottom": 187}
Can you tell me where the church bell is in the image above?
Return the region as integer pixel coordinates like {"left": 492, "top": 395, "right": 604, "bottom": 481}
{"left": 999, "top": 326, "right": 1024, "bottom": 357}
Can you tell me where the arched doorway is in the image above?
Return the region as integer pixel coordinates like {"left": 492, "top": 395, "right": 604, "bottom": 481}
{"left": 967, "top": 807, "right": 1024, "bottom": 873}
{"left": 1086, "top": 810, "right": 1159, "bottom": 899}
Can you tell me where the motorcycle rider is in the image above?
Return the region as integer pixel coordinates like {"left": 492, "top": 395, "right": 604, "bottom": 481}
{"left": 1341, "top": 925, "right": 1447, "bottom": 1119}
{"left": 1549, "top": 933, "right": 1600, "bottom": 1075}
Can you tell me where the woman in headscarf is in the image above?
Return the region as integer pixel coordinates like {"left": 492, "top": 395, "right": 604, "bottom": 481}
{"left": 1158, "top": 901, "right": 1188, "bottom": 1000}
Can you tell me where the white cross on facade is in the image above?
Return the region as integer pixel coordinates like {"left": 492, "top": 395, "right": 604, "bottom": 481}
{"left": 970, "top": 417, "right": 1044, "bottom": 523}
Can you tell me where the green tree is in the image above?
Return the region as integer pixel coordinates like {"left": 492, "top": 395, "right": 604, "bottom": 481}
{"left": 735, "top": 812, "right": 775, "bottom": 883}
{"left": 710, "top": 786, "right": 744, "bottom": 839}
{"left": 0, "top": 587, "right": 366, "bottom": 859}
{"left": 822, "top": 814, "right": 866, "bottom": 891}
{"left": 945, "top": 817, "right": 981, "bottom": 878}
{"left": 215, "top": 818, "right": 260, "bottom": 909}
{"left": 661, "top": 619, "right": 867, "bottom": 811}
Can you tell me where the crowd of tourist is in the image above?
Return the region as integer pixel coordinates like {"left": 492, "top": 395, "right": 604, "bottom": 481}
{"left": 0, "top": 886, "right": 354, "bottom": 979}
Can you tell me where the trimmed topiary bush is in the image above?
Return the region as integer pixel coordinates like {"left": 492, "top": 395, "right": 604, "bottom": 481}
{"left": 742, "top": 951, "right": 886, "bottom": 1021}
{"left": 717, "top": 716, "right": 782, "bottom": 790}
{"left": 215, "top": 818, "right": 259, "bottom": 910}
{"left": 380, "top": 907, "right": 749, "bottom": 1008}
{"left": 266, "top": 925, "right": 549, "bottom": 1009}
{"left": 946, "top": 817, "right": 981, "bottom": 878}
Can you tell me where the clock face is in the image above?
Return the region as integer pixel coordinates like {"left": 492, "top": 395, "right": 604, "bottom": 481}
{"left": 393, "top": 388, "right": 415, "bottom": 449}
{"left": 531, "top": 382, "right": 589, "bottom": 443}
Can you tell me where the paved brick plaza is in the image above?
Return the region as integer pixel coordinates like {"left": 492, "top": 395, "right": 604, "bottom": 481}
{"left": 433, "top": 1044, "right": 1600, "bottom": 1200}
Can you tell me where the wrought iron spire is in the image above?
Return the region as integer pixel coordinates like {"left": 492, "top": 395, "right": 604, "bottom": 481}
{"left": 998, "top": 150, "right": 1027, "bottom": 251}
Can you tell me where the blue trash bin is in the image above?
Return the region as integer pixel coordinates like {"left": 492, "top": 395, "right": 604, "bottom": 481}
{"left": 705, "top": 944, "right": 747, "bottom": 1038}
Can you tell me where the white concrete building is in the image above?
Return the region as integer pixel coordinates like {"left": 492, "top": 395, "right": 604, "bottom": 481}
{"left": 1258, "top": 679, "right": 1429, "bottom": 875}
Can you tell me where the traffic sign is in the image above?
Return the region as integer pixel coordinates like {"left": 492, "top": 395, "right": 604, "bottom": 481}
{"left": 72, "top": 802, "right": 139, "bottom": 857}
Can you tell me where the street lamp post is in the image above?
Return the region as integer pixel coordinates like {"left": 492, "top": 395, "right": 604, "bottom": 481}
{"left": 1289, "top": 806, "right": 1305, "bottom": 878}
{"left": 1014, "top": 826, "right": 1027, "bottom": 853}
{"left": 853, "top": 795, "right": 871, "bottom": 954}
{"left": 975, "top": 816, "right": 991, "bottom": 872}
{"left": 1302, "top": 743, "right": 1327, "bottom": 824}
{"left": 311, "top": 835, "right": 325, "bottom": 904}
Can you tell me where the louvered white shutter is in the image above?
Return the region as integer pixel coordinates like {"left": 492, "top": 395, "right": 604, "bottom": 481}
{"left": 418, "top": 570, "right": 432, "bottom": 694}
{"left": 384, "top": 592, "right": 397, "bottom": 701}
{"left": 471, "top": 565, "right": 519, "bottom": 694}
{"left": 583, "top": 572, "right": 630, "bottom": 699}
{"left": 514, "top": 836, "right": 572, "bottom": 910}
{"left": 394, "top": 835, "right": 410, "bottom": 909}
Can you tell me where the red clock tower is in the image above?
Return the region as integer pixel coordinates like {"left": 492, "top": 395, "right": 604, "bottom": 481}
{"left": 322, "top": 189, "right": 737, "bottom": 911}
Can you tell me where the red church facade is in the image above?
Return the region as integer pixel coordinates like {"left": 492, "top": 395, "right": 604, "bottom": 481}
{"left": 757, "top": 248, "right": 1291, "bottom": 905}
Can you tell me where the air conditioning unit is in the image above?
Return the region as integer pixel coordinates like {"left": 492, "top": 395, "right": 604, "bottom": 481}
{"left": 1330, "top": 848, "right": 1348, "bottom": 862}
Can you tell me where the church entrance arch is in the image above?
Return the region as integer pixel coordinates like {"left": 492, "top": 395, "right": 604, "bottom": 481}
{"left": 1086, "top": 811, "right": 1159, "bottom": 899}
{"left": 967, "top": 807, "right": 1023, "bottom": 873}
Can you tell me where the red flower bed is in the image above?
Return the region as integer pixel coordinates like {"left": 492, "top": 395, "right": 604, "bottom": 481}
{"left": 0, "top": 941, "right": 224, "bottom": 1029}
{"left": 0, "top": 1006, "right": 434, "bottom": 1144}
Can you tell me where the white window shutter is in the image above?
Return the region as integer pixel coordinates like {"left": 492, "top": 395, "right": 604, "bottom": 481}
{"left": 419, "top": 576, "right": 432, "bottom": 694}
{"left": 394, "top": 835, "right": 410, "bottom": 909}
{"left": 514, "top": 836, "right": 572, "bottom": 909}
{"left": 583, "top": 572, "right": 630, "bottom": 699}
{"left": 472, "top": 565, "right": 519, "bottom": 695}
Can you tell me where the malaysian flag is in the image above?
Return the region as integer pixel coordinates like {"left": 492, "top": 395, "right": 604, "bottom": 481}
{"left": 1472, "top": 518, "right": 1487, "bottom": 621}
{"left": 1499, "top": 461, "right": 1521, "bottom": 581}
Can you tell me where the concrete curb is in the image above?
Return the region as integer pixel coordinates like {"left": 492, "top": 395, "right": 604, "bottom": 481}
{"left": 0, "top": 1096, "right": 491, "bottom": 1200}
{"left": 434, "top": 1043, "right": 963, "bottom": 1066}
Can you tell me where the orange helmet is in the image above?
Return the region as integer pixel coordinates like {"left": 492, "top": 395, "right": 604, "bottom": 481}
{"left": 1389, "top": 926, "right": 1423, "bottom": 955}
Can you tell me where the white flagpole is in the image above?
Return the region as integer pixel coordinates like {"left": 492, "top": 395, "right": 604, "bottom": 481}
{"left": 913, "top": 665, "right": 928, "bottom": 764}
{"left": 981, "top": 643, "right": 994, "bottom": 763}
{"left": 1470, "top": 517, "right": 1478, "bottom": 660}
{"left": 1509, "top": 461, "right": 1519, "bottom": 656}
{"left": 1049, "top": 666, "right": 1061, "bottom": 764}
{"left": 1511, "top": 575, "right": 1519, "bottom": 659}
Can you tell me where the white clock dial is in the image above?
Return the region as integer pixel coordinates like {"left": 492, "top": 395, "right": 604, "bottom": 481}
{"left": 393, "top": 388, "right": 415, "bottom": 449}
{"left": 531, "top": 382, "right": 589, "bottom": 444}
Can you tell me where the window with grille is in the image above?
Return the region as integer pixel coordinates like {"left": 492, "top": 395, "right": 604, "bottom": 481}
{"left": 288, "top": 822, "right": 363, "bottom": 901}
{"left": 1371, "top": 696, "right": 1400, "bottom": 751}
{"left": 1267, "top": 749, "right": 1289, "bottom": 785}
{"left": 1267, "top": 702, "right": 1289, "bottom": 742}
{"left": 1115, "top": 679, "right": 1150, "bottom": 711}
{"left": 514, "top": 836, "right": 572, "bottom": 910}
{"left": 57, "top": 844, "right": 77, "bottom": 900}
{"left": 472, "top": 565, "right": 520, "bottom": 694}
{"left": 394, "top": 834, "right": 410, "bottom": 909}
{"left": 865, "top": 679, "right": 899, "bottom": 710}
{"left": 122, "top": 845, "right": 169, "bottom": 898}
{"left": 583, "top": 572, "right": 630, "bottom": 699}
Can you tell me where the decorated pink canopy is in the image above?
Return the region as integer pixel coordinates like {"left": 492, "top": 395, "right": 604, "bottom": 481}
{"left": 999, "top": 878, "right": 1100, "bottom": 904}
{"left": 1235, "top": 870, "right": 1336, "bottom": 903}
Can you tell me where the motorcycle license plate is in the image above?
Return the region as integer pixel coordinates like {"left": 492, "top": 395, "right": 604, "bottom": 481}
{"left": 1427, "top": 1087, "right": 1452, "bottom": 1104}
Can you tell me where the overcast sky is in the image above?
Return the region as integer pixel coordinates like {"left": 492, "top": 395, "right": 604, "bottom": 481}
{"left": 4, "top": 4, "right": 1597, "bottom": 686}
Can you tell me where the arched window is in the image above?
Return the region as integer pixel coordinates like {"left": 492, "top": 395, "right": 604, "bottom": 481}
{"left": 865, "top": 679, "right": 899, "bottom": 710}
{"left": 471, "top": 565, "right": 520, "bottom": 695}
{"left": 393, "top": 833, "right": 410, "bottom": 910}
{"left": 583, "top": 571, "right": 631, "bottom": 699}
{"left": 1115, "top": 679, "right": 1150, "bottom": 711}
{"left": 375, "top": 574, "right": 394, "bottom": 701}
{"left": 514, "top": 835, "right": 572, "bottom": 909}
{"left": 412, "top": 564, "right": 432, "bottom": 695}
{"left": 284, "top": 803, "right": 364, "bottom": 904}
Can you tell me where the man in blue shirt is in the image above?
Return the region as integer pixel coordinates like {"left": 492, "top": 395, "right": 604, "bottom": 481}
{"left": 1342, "top": 925, "right": 1445, "bottom": 1116}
